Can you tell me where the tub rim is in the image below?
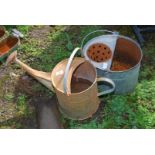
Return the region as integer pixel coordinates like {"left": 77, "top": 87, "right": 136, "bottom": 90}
{"left": 82, "top": 34, "right": 143, "bottom": 73}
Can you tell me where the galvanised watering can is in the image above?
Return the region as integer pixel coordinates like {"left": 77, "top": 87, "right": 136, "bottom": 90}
{"left": 7, "top": 48, "right": 115, "bottom": 120}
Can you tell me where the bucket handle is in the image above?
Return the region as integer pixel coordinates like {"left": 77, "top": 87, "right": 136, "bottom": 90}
{"left": 63, "top": 47, "right": 81, "bottom": 94}
{"left": 97, "top": 77, "right": 115, "bottom": 96}
{"left": 81, "top": 30, "right": 118, "bottom": 50}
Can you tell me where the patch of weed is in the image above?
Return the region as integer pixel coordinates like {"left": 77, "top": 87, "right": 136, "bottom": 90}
{"left": 4, "top": 93, "right": 14, "bottom": 102}
{"left": 16, "top": 94, "right": 30, "bottom": 117}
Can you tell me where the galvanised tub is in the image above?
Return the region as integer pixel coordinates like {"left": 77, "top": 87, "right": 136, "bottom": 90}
{"left": 81, "top": 31, "right": 143, "bottom": 94}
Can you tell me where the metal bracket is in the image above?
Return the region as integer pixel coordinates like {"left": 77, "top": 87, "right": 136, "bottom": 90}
{"left": 132, "top": 25, "right": 155, "bottom": 46}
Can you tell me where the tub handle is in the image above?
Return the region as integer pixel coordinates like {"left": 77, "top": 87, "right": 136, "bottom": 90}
{"left": 97, "top": 77, "right": 115, "bottom": 96}
{"left": 81, "top": 30, "right": 118, "bottom": 50}
{"left": 63, "top": 47, "right": 81, "bottom": 94}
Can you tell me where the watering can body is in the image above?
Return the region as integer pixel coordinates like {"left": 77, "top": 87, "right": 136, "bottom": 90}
{"left": 50, "top": 57, "right": 101, "bottom": 120}
{"left": 50, "top": 48, "right": 115, "bottom": 120}
{"left": 53, "top": 71, "right": 100, "bottom": 120}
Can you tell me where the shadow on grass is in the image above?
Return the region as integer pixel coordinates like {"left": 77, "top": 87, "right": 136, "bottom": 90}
{"left": 0, "top": 114, "right": 36, "bottom": 129}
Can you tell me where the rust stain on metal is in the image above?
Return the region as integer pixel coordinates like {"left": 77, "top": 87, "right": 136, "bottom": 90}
{"left": 71, "top": 77, "right": 92, "bottom": 93}
{"left": 111, "top": 38, "right": 142, "bottom": 71}
{"left": 0, "top": 36, "right": 18, "bottom": 56}
{"left": 87, "top": 43, "right": 112, "bottom": 62}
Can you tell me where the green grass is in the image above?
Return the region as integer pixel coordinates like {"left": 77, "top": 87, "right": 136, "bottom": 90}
{"left": 2, "top": 25, "right": 155, "bottom": 129}
{"left": 16, "top": 95, "right": 29, "bottom": 116}
{"left": 4, "top": 93, "right": 14, "bottom": 102}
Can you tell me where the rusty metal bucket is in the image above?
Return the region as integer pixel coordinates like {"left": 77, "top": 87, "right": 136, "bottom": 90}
{"left": 81, "top": 30, "right": 143, "bottom": 94}
{"left": 98, "top": 36, "right": 143, "bottom": 94}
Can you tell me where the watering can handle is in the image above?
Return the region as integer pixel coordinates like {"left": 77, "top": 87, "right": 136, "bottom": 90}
{"left": 63, "top": 47, "right": 81, "bottom": 94}
{"left": 97, "top": 77, "right": 115, "bottom": 96}
{"left": 81, "top": 30, "right": 118, "bottom": 49}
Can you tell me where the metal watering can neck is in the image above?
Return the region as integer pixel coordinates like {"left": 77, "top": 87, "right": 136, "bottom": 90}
{"left": 7, "top": 49, "right": 86, "bottom": 95}
{"left": 6, "top": 51, "right": 54, "bottom": 92}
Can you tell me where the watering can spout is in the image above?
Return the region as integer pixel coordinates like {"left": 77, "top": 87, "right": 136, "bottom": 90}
{"left": 6, "top": 51, "right": 54, "bottom": 92}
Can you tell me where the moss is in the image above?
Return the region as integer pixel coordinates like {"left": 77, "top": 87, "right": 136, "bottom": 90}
{"left": 0, "top": 75, "right": 9, "bottom": 98}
